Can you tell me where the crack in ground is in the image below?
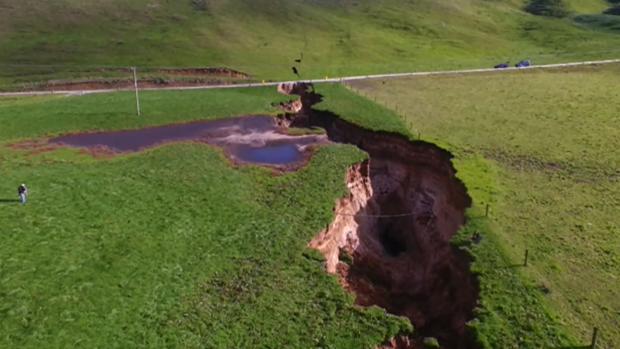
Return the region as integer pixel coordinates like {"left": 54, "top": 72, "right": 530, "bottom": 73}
{"left": 279, "top": 83, "right": 480, "bottom": 349}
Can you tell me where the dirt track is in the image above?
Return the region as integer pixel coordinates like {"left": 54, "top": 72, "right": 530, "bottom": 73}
{"left": 1, "top": 58, "right": 618, "bottom": 97}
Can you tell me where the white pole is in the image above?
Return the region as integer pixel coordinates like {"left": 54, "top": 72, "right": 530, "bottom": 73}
{"left": 132, "top": 67, "right": 141, "bottom": 116}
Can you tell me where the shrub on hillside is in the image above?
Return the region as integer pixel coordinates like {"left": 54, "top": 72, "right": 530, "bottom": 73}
{"left": 525, "top": 0, "right": 569, "bottom": 17}
{"left": 574, "top": 14, "right": 620, "bottom": 32}
{"left": 604, "top": 6, "right": 620, "bottom": 15}
{"left": 191, "top": 0, "right": 208, "bottom": 11}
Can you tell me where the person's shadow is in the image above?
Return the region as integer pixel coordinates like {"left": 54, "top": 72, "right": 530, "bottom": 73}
{"left": 0, "top": 198, "right": 19, "bottom": 204}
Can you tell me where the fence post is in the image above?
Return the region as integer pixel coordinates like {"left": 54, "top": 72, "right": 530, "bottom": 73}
{"left": 523, "top": 249, "right": 529, "bottom": 267}
{"left": 132, "top": 67, "right": 141, "bottom": 116}
{"left": 590, "top": 327, "right": 598, "bottom": 349}
{"left": 485, "top": 204, "right": 490, "bottom": 217}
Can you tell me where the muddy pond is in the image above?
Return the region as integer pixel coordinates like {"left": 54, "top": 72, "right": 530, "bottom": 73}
{"left": 50, "top": 116, "right": 328, "bottom": 168}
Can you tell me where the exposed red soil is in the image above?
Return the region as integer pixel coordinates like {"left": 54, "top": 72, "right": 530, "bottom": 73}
{"left": 378, "top": 334, "right": 416, "bottom": 349}
{"left": 78, "top": 145, "right": 118, "bottom": 159}
{"left": 156, "top": 67, "right": 249, "bottom": 78}
{"left": 275, "top": 99, "right": 304, "bottom": 114}
{"left": 33, "top": 78, "right": 240, "bottom": 91}
{"left": 77, "top": 66, "right": 249, "bottom": 78}
{"left": 309, "top": 157, "right": 477, "bottom": 349}
{"left": 8, "top": 139, "right": 61, "bottom": 156}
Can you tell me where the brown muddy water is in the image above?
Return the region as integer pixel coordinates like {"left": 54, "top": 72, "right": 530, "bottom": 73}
{"left": 49, "top": 116, "right": 328, "bottom": 167}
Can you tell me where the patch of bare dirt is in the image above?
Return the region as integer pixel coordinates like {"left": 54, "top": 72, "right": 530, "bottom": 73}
{"left": 35, "top": 78, "right": 239, "bottom": 91}
{"left": 9, "top": 139, "right": 61, "bottom": 156}
{"left": 156, "top": 67, "right": 249, "bottom": 78}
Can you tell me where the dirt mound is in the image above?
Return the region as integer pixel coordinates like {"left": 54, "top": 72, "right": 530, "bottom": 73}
{"left": 277, "top": 82, "right": 323, "bottom": 113}
{"left": 8, "top": 67, "right": 250, "bottom": 92}
{"left": 37, "top": 78, "right": 237, "bottom": 91}
{"left": 275, "top": 99, "right": 304, "bottom": 114}
{"left": 277, "top": 82, "right": 313, "bottom": 95}
{"left": 156, "top": 67, "right": 249, "bottom": 78}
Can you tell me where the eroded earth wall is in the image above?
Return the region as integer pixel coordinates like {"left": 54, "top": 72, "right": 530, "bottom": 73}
{"left": 280, "top": 83, "right": 479, "bottom": 348}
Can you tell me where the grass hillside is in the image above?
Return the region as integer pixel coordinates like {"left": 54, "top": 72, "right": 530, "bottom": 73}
{"left": 0, "top": 82, "right": 587, "bottom": 349}
{"left": 1, "top": 0, "right": 620, "bottom": 88}
{"left": 565, "top": 0, "right": 610, "bottom": 13}
{"left": 1, "top": 65, "right": 617, "bottom": 348}
{"left": 351, "top": 63, "right": 620, "bottom": 348}
{"left": 0, "top": 88, "right": 418, "bottom": 348}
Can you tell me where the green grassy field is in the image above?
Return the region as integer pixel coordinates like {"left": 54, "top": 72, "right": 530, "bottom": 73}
{"left": 1, "top": 0, "right": 620, "bottom": 89}
{"left": 1, "top": 81, "right": 596, "bottom": 348}
{"left": 0, "top": 87, "right": 421, "bottom": 348}
{"left": 2, "top": 0, "right": 620, "bottom": 347}
{"left": 350, "top": 63, "right": 620, "bottom": 348}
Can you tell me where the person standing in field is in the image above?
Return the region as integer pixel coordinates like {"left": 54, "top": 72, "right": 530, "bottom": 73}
{"left": 18, "top": 184, "right": 28, "bottom": 205}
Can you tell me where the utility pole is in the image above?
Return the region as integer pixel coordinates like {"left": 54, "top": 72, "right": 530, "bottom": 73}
{"left": 132, "top": 67, "right": 141, "bottom": 116}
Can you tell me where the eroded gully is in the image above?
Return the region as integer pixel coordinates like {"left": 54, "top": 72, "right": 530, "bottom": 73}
{"left": 279, "top": 83, "right": 480, "bottom": 349}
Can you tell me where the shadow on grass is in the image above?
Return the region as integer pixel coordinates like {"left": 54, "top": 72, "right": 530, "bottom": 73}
{"left": 498, "top": 263, "right": 526, "bottom": 269}
{"left": 0, "top": 198, "right": 19, "bottom": 204}
{"left": 553, "top": 346, "right": 590, "bottom": 349}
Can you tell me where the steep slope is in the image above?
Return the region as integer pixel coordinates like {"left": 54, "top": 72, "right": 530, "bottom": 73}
{"left": 1, "top": 0, "right": 620, "bottom": 87}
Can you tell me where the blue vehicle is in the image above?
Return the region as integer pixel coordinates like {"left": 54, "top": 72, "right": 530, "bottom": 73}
{"left": 515, "top": 60, "right": 532, "bottom": 68}
{"left": 494, "top": 62, "right": 510, "bottom": 69}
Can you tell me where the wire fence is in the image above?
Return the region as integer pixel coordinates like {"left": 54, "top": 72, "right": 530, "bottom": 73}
{"left": 2, "top": 46, "right": 620, "bottom": 69}
{"left": 2, "top": 47, "right": 620, "bottom": 91}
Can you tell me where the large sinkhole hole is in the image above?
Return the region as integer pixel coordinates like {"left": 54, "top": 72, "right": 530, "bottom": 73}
{"left": 378, "top": 221, "right": 409, "bottom": 257}
{"left": 294, "top": 84, "right": 479, "bottom": 348}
